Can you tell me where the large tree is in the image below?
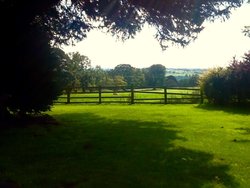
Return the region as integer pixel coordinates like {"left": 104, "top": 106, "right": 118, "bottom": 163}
{"left": 112, "top": 64, "right": 145, "bottom": 87}
{"left": 113, "top": 64, "right": 134, "bottom": 86}
{"left": 0, "top": 0, "right": 243, "bottom": 119}
{"left": 60, "top": 51, "right": 92, "bottom": 92}
{"left": 145, "top": 64, "right": 166, "bottom": 87}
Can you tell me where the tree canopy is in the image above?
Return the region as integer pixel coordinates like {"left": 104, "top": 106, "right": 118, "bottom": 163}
{"left": 0, "top": 0, "right": 244, "bottom": 119}
{"left": 1, "top": 0, "right": 242, "bottom": 47}
{"left": 145, "top": 64, "right": 166, "bottom": 87}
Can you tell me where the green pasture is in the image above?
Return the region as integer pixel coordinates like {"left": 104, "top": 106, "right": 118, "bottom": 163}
{"left": 0, "top": 104, "right": 249, "bottom": 187}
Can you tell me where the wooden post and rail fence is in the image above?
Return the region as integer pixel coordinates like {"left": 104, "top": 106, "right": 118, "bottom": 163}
{"left": 56, "top": 86, "right": 204, "bottom": 105}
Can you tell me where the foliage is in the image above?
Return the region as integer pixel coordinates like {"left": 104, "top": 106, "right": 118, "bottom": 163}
{"left": 199, "top": 52, "right": 250, "bottom": 105}
{"left": 112, "top": 64, "right": 134, "bottom": 86}
{"left": 0, "top": 0, "right": 243, "bottom": 119}
{"left": 113, "top": 75, "right": 127, "bottom": 87}
{"left": 178, "top": 74, "right": 199, "bottom": 87}
{"left": 92, "top": 66, "right": 109, "bottom": 86}
{"left": 165, "top": 75, "right": 178, "bottom": 87}
{"left": 53, "top": 0, "right": 241, "bottom": 48}
{"left": 228, "top": 53, "right": 250, "bottom": 103}
{"left": 111, "top": 64, "right": 145, "bottom": 87}
{"left": 1, "top": 33, "right": 65, "bottom": 116}
{"left": 145, "top": 64, "right": 166, "bottom": 88}
{"left": 243, "top": 26, "right": 250, "bottom": 37}
{"left": 60, "top": 62, "right": 204, "bottom": 91}
{"left": 59, "top": 51, "right": 92, "bottom": 92}
{"left": 199, "top": 67, "right": 231, "bottom": 105}
{"left": 53, "top": 48, "right": 74, "bottom": 92}
{"left": 131, "top": 68, "right": 145, "bottom": 87}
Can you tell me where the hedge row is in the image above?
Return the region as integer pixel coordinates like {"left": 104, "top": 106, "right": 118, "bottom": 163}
{"left": 199, "top": 52, "right": 250, "bottom": 105}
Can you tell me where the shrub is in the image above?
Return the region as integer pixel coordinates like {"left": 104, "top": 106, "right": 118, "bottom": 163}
{"left": 199, "top": 67, "right": 232, "bottom": 105}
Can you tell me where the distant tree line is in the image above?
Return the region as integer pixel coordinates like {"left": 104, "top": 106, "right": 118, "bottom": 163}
{"left": 62, "top": 49, "right": 250, "bottom": 106}
{"left": 57, "top": 49, "right": 201, "bottom": 93}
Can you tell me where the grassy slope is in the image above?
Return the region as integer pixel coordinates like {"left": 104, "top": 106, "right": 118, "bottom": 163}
{"left": 0, "top": 104, "right": 249, "bottom": 188}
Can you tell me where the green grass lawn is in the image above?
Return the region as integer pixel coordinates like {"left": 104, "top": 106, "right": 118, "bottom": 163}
{"left": 0, "top": 104, "right": 250, "bottom": 187}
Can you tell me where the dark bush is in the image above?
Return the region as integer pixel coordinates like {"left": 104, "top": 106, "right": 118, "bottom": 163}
{"left": 199, "top": 51, "right": 250, "bottom": 106}
{"left": 228, "top": 53, "right": 250, "bottom": 104}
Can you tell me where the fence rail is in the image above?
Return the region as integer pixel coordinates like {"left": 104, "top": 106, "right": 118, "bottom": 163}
{"left": 55, "top": 86, "right": 203, "bottom": 104}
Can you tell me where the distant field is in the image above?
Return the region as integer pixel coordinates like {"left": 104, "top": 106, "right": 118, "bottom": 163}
{"left": 0, "top": 104, "right": 249, "bottom": 187}
{"left": 165, "top": 68, "right": 206, "bottom": 80}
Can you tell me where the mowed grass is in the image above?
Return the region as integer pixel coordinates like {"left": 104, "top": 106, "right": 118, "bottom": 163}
{"left": 0, "top": 104, "right": 250, "bottom": 188}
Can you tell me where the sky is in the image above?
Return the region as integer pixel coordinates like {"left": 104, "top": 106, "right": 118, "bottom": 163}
{"left": 62, "top": 3, "right": 250, "bottom": 69}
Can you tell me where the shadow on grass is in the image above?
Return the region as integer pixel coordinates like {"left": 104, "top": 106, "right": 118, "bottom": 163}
{"left": 231, "top": 139, "right": 250, "bottom": 143}
{"left": 235, "top": 128, "right": 250, "bottom": 135}
{"left": 0, "top": 112, "right": 239, "bottom": 188}
{"left": 196, "top": 103, "right": 250, "bottom": 115}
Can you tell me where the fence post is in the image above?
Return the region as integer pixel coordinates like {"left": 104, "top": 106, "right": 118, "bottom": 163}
{"left": 98, "top": 86, "right": 102, "bottom": 104}
{"left": 200, "top": 89, "right": 204, "bottom": 104}
{"left": 164, "top": 87, "right": 167, "bottom": 104}
{"left": 130, "top": 86, "right": 134, "bottom": 104}
{"left": 66, "top": 91, "right": 71, "bottom": 104}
